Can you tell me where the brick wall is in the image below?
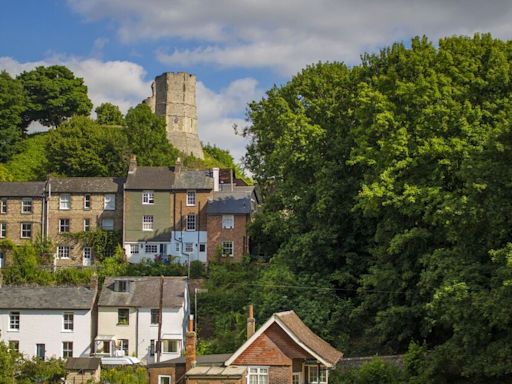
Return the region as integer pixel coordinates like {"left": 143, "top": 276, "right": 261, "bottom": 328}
{"left": 0, "top": 197, "right": 44, "bottom": 244}
{"left": 48, "top": 192, "right": 123, "bottom": 267}
{"left": 174, "top": 190, "right": 209, "bottom": 232}
{"left": 148, "top": 366, "right": 178, "bottom": 384}
{"left": 270, "top": 366, "right": 292, "bottom": 384}
{"left": 233, "top": 332, "right": 291, "bottom": 366}
{"left": 207, "top": 214, "right": 248, "bottom": 263}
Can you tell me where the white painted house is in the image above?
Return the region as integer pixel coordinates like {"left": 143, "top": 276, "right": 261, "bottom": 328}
{"left": 0, "top": 285, "right": 97, "bottom": 360}
{"left": 95, "top": 276, "right": 189, "bottom": 365}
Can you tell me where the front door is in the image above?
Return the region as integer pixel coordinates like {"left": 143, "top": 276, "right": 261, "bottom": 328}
{"left": 83, "top": 247, "right": 92, "bottom": 266}
{"left": 36, "top": 344, "right": 45, "bottom": 360}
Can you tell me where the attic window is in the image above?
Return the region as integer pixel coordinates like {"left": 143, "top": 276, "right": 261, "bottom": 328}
{"left": 115, "top": 280, "right": 129, "bottom": 292}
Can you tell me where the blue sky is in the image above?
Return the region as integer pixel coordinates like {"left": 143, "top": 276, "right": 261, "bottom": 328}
{"left": 2, "top": 0, "right": 512, "bottom": 162}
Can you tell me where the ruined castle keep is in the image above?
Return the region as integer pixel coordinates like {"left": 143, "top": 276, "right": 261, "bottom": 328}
{"left": 144, "top": 72, "right": 204, "bottom": 159}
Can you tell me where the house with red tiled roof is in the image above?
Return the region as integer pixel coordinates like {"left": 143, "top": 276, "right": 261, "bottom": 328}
{"left": 148, "top": 306, "right": 342, "bottom": 384}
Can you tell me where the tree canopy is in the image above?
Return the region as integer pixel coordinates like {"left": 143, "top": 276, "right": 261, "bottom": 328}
{"left": 95, "top": 102, "right": 125, "bottom": 126}
{"left": 0, "top": 71, "right": 25, "bottom": 162}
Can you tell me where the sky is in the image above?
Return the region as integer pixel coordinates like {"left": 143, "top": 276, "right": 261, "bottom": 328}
{"left": 2, "top": 1, "right": 512, "bottom": 163}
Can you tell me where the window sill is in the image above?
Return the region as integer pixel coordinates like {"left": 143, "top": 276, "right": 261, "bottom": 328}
{"left": 61, "top": 330, "right": 74, "bottom": 333}
{"left": 8, "top": 329, "right": 20, "bottom": 332}
{"left": 117, "top": 323, "right": 129, "bottom": 326}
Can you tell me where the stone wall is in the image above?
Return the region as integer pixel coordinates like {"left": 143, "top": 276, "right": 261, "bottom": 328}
{"left": 0, "top": 197, "right": 44, "bottom": 244}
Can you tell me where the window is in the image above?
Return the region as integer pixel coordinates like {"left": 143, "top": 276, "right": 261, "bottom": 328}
{"left": 248, "top": 367, "right": 268, "bottom": 384}
{"left": 222, "top": 215, "right": 234, "bottom": 229}
{"left": 159, "top": 376, "right": 171, "bottom": 384}
{"left": 9, "top": 312, "right": 20, "bottom": 330}
{"left": 222, "top": 241, "right": 234, "bottom": 257}
{"left": 83, "top": 194, "right": 91, "bottom": 209}
{"left": 186, "top": 214, "right": 196, "bottom": 231}
{"left": 143, "top": 215, "right": 154, "bottom": 231}
{"left": 130, "top": 244, "right": 139, "bottom": 254}
{"left": 36, "top": 343, "right": 45, "bottom": 360}
{"left": 0, "top": 223, "right": 6, "bottom": 238}
{"left": 20, "top": 223, "right": 32, "bottom": 239}
{"left": 21, "top": 198, "right": 32, "bottom": 214}
{"left": 115, "top": 280, "right": 129, "bottom": 292}
{"left": 308, "top": 366, "right": 327, "bottom": 384}
{"left": 0, "top": 199, "right": 6, "bottom": 214}
{"left": 162, "top": 339, "right": 179, "bottom": 353}
{"left": 83, "top": 218, "right": 90, "bottom": 232}
{"left": 143, "top": 191, "right": 154, "bottom": 204}
{"left": 104, "top": 194, "right": 115, "bottom": 210}
{"left": 8, "top": 340, "right": 19, "bottom": 352}
{"left": 151, "top": 309, "right": 160, "bottom": 325}
{"left": 292, "top": 373, "right": 301, "bottom": 384}
{"left": 199, "top": 243, "right": 206, "bottom": 252}
{"left": 60, "top": 194, "right": 71, "bottom": 210}
{"left": 63, "top": 312, "right": 74, "bottom": 331}
{"left": 83, "top": 247, "right": 92, "bottom": 262}
{"left": 59, "top": 218, "right": 70, "bottom": 233}
{"left": 118, "top": 308, "right": 129, "bottom": 325}
{"left": 184, "top": 242, "right": 193, "bottom": 253}
{"left": 186, "top": 190, "right": 196, "bottom": 206}
{"left": 101, "top": 218, "right": 114, "bottom": 231}
{"left": 175, "top": 243, "right": 180, "bottom": 252}
{"left": 118, "top": 339, "right": 129, "bottom": 355}
{"left": 62, "top": 341, "right": 73, "bottom": 358}
{"left": 145, "top": 244, "right": 158, "bottom": 253}
{"left": 58, "top": 246, "right": 70, "bottom": 259}
{"left": 150, "top": 340, "right": 156, "bottom": 356}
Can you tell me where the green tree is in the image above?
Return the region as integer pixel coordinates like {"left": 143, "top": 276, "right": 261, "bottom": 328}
{"left": 0, "top": 71, "right": 25, "bottom": 162}
{"left": 0, "top": 341, "right": 18, "bottom": 384}
{"left": 17, "top": 357, "right": 66, "bottom": 384}
{"left": 17, "top": 65, "right": 92, "bottom": 130}
{"left": 125, "top": 103, "right": 178, "bottom": 166}
{"left": 95, "top": 102, "right": 125, "bottom": 126}
{"left": 46, "top": 116, "right": 129, "bottom": 176}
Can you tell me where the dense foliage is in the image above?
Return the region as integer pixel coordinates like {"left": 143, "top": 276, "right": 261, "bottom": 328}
{"left": 238, "top": 34, "right": 512, "bottom": 382}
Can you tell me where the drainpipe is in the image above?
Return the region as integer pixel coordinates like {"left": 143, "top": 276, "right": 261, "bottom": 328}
{"left": 157, "top": 275, "right": 164, "bottom": 362}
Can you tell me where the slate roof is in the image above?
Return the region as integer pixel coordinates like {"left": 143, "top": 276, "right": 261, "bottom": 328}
{"left": 207, "top": 190, "right": 253, "bottom": 214}
{"left": 276, "top": 310, "right": 343, "bottom": 367}
{"left": 98, "top": 276, "right": 187, "bottom": 308}
{"left": 65, "top": 357, "right": 101, "bottom": 370}
{"left": 172, "top": 170, "right": 213, "bottom": 190}
{"left": 148, "top": 353, "right": 232, "bottom": 368}
{"left": 125, "top": 167, "right": 174, "bottom": 190}
{"left": 0, "top": 182, "right": 46, "bottom": 197}
{"left": 48, "top": 177, "right": 123, "bottom": 193}
{"left": 0, "top": 286, "right": 97, "bottom": 310}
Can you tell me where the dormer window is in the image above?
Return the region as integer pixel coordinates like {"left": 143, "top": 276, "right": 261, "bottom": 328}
{"left": 115, "top": 280, "right": 129, "bottom": 292}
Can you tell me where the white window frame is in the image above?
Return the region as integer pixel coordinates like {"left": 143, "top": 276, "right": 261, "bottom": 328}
{"left": 62, "top": 341, "right": 73, "bottom": 358}
{"left": 118, "top": 339, "right": 129, "bottom": 355}
{"left": 162, "top": 339, "right": 179, "bottom": 353}
{"left": 186, "top": 214, "right": 196, "bottom": 231}
{"left": 0, "top": 222, "right": 6, "bottom": 238}
{"left": 63, "top": 312, "right": 74, "bottom": 331}
{"left": 8, "top": 340, "right": 19, "bottom": 352}
{"left": 59, "top": 194, "right": 71, "bottom": 210}
{"left": 83, "top": 247, "right": 92, "bottom": 261}
{"left": 9, "top": 311, "right": 20, "bottom": 331}
{"left": 0, "top": 199, "right": 7, "bottom": 214}
{"left": 83, "top": 218, "right": 90, "bottom": 232}
{"left": 59, "top": 218, "right": 70, "bottom": 233}
{"left": 247, "top": 367, "right": 269, "bottom": 384}
{"left": 145, "top": 244, "right": 158, "bottom": 254}
{"left": 159, "top": 376, "right": 172, "bottom": 384}
{"left": 186, "top": 190, "right": 196, "bottom": 206}
{"left": 222, "top": 214, "right": 234, "bottom": 229}
{"left": 104, "top": 194, "right": 116, "bottom": 211}
{"left": 142, "top": 191, "right": 155, "bottom": 205}
{"left": 222, "top": 241, "right": 234, "bottom": 257}
{"left": 83, "top": 194, "right": 91, "bottom": 210}
{"left": 175, "top": 242, "right": 180, "bottom": 252}
{"left": 58, "top": 246, "right": 70, "bottom": 259}
{"left": 21, "top": 198, "right": 32, "bottom": 214}
{"left": 130, "top": 244, "right": 139, "bottom": 254}
{"left": 151, "top": 309, "right": 159, "bottom": 325}
{"left": 101, "top": 218, "right": 114, "bottom": 231}
{"left": 20, "top": 223, "right": 32, "bottom": 239}
{"left": 117, "top": 308, "right": 129, "bottom": 325}
{"left": 143, "top": 215, "right": 154, "bottom": 231}
{"left": 307, "top": 366, "right": 327, "bottom": 384}
{"left": 184, "top": 242, "right": 193, "bottom": 253}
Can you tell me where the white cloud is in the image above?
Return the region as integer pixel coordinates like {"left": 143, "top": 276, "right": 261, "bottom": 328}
{"left": 0, "top": 56, "right": 257, "bottom": 161}
{"left": 67, "top": 0, "right": 512, "bottom": 75}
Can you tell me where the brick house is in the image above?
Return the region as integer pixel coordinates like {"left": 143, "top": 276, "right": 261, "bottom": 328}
{"left": 47, "top": 177, "right": 124, "bottom": 267}
{"left": 0, "top": 182, "right": 46, "bottom": 267}
{"left": 148, "top": 307, "right": 342, "bottom": 384}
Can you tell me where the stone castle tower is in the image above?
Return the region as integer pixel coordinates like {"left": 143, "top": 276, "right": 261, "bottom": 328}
{"left": 144, "top": 72, "right": 204, "bottom": 159}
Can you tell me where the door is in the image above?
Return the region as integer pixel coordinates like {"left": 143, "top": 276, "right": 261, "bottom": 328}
{"left": 83, "top": 247, "right": 92, "bottom": 266}
{"left": 0, "top": 251, "right": 4, "bottom": 268}
{"left": 36, "top": 344, "right": 45, "bottom": 360}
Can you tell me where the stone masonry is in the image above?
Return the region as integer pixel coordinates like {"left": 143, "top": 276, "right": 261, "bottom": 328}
{"left": 145, "top": 72, "right": 204, "bottom": 159}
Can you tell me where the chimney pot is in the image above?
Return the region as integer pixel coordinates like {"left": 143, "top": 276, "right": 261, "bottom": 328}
{"left": 128, "top": 154, "right": 137, "bottom": 174}
{"left": 176, "top": 157, "right": 182, "bottom": 174}
{"left": 247, "top": 304, "right": 255, "bottom": 339}
{"left": 186, "top": 314, "right": 197, "bottom": 371}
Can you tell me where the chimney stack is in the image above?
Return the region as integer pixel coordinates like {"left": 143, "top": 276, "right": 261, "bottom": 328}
{"left": 128, "top": 154, "right": 137, "bottom": 174}
{"left": 247, "top": 304, "right": 255, "bottom": 339}
{"left": 176, "top": 157, "right": 182, "bottom": 174}
{"left": 186, "top": 314, "right": 196, "bottom": 372}
{"left": 212, "top": 168, "right": 220, "bottom": 192}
